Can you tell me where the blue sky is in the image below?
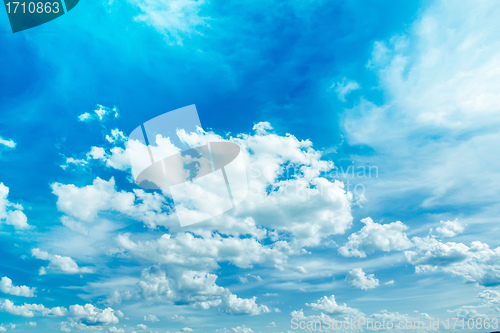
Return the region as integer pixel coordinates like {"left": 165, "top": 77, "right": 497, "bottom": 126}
{"left": 1, "top": 0, "right": 500, "bottom": 332}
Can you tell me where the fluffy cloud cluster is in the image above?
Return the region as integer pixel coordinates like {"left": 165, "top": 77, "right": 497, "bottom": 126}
{"left": 338, "top": 217, "right": 412, "bottom": 258}
{"left": 448, "top": 289, "right": 500, "bottom": 320}
{"left": 406, "top": 237, "right": 500, "bottom": 286}
{"left": 51, "top": 177, "right": 172, "bottom": 228}
{"left": 0, "top": 277, "right": 35, "bottom": 297}
{"left": 78, "top": 104, "right": 119, "bottom": 123}
{"left": 0, "top": 182, "right": 29, "bottom": 230}
{"left": 345, "top": 268, "right": 380, "bottom": 290}
{"left": 69, "top": 303, "right": 121, "bottom": 326}
{"left": 108, "top": 266, "right": 270, "bottom": 315}
{"left": 72, "top": 122, "right": 353, "bottom": 244}
{"left": 296, "top": 295, "right": 430, "bottom": 329}
{"left": 0, "top": 300, "right": 66, "bottom": 317}
{"left": 0, "top": 136, "right": 15, "bottom": 149}
{"left": 126, "top": 0, "right": 209, "bottom": 45}
{"left": 31, "top": 248, "right": 93, "bottom": 275}
{"left": 50, "top": 120, "right": 357, "bottom": 315}
{"left": 305, "top": 295, "right": 363, "bottom": 319}
{"left": 332, "top": 79, "right": 360, "bottom": 102}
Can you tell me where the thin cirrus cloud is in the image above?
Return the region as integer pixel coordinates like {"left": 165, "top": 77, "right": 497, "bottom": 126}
{"left": 342, "top": 0, "right": 500, "bottom": 213}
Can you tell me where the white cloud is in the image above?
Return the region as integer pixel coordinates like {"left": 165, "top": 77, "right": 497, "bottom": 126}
{"left": 136, "top": 323, "right": 148, "bottom": 329}
{"left": 231, "top": 326, "right": 253, "bottom": 333}
{"left": 305, "top": 295, "right": 363, "bottom": 319}
{"left": 108, "top": 327, "right": 124, "bottom": 333}
{"left": 69, "top": 303, "right": 121, "bottom": 326}
{"left": 51, "top": 177, "right": 135, "bottom": 222}
{"left": 48, "top": 120, "right": 357, "bottom": 322}
{"left": 106, "top": 129, "right": 127, "bottom": 143}
{"left": 108, "top": 266, "right": 270, "bottom": 315}
{"left": 343, "top": 0, "right": 500, "bottom": 210}
{"left": 127, "top": 0, "right": 209, "bottom": 45}
{"left": 72, "top": 121, "right": 354, "bottom": 246}
{"left": 144, "top": 314, "right": 159, "bottom": 322}
{"left": 52, "top": 177, "right": 172, "bottom": 229}
{"left": 78, "top": 104, "right": 119, "bottom": 122}
{"left": 446, "top": 289, "right": 500, "bottom": 321}
{"left": 339, "top": 217, "right": 412, "bottom": 258}
{"left": 345, "top": 268, "right": 380, "bottom": 290}
{"left": 332, "top": 79, "right": 360, "bottom": 101}
{"left": 31, "top": 248, "right": 93, "bottom": 275}
{"left": 77, "top": 112, "right": 92, "bottom": 122}
{"left": 406, "top": 237, "right": 500, "bottom": 286}
{"left": 0, "top": 299, "right": 66, "bottom": 317}
{"left": 434, "top": 219, "right": 464, "bottom": 238}
{"left": 60, "top": 157, "right": 88, "bottom": 170}
{"left": 87, "top": 146, "right": 131, "bottom": 171}
{"left": 171, "top": 314, "right": 185, "bottom": 320}
{"left": 116, "top": 232, "right": 287, "bottom": 271}
{"left": 0, "top": 277, "right": 35, "bottom": 297}
{"left": 0, "top": 182, "right": 29, "bottom": 230}
{"left": 0, "top": 137, "right": 16, "bottom": 149}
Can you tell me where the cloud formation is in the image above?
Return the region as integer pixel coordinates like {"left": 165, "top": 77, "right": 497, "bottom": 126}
{"left": 0, "top": 277, "right": 36, "bottom": 297}
{"left": 345, "top": 268, "right": 380, "bottom": 290}
{"left": 0, "top": 182, "right": 29, "bottom": 230}
{"left": 338, "top": 218, "right": 412, "bottom": 258}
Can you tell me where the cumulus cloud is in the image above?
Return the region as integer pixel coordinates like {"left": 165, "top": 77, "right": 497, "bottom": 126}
{"left": 305, "top": 295, "right": 363, "bottom": 319}
{"left": 60, "top": 157, "right": 88, "bottom": 171}
{"left": 0, "top": 299, "right": 66, "bottom": 317}
{"left": 116, "top": 232, "right": 287, "bottom": 271}
{"left": 49, "top": 119, "right": 358, "bottom": 321}
{"left": 31, "top": 248, "right": 93, "bottom": 275}
{"left": 69, "top": 304, "right": 121, "bottom": 326}
{"left": 434, "top": 219, "right": 464, "bottom": 238}
{"left": 78, "top": 104, "right": 119, "bottom": 122}
{"left": 230, "top": 326, "right": 253, "bottom": 333}
{"left": 0, "top": 277, "right": 35, "bottom": 297}
{"left": 0, "top": 182, "right": 29, "bottom": 230}
{"left": 446, "top": 289, "right": 500, "bottom": 320}
{"left": 338, "top": 217, "right": 412, "bottom": 258}
{"left": 106, "top": 129, "right": 127, "bottom": 144}
{"left": 296, "top": 296, "right": 428, "bottom": 330}
{"left": 51, "top": 177, "right": 172, "bottom": 228}
{"left": 406, "top": 237, "right": 500, "bottom": 286}
{"left": 109, "top": 266, "right": 270, "bottom": 315}
{"left": 345, "top": 268, "right": 380, "bottom": 290}
{"left": 343, "top": 0, "right": 500, "bottom": 210}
